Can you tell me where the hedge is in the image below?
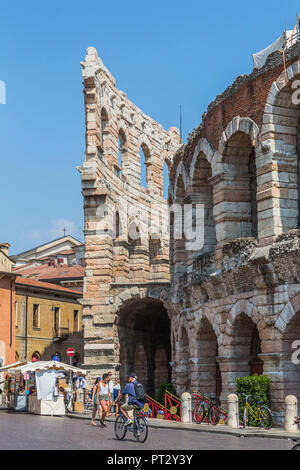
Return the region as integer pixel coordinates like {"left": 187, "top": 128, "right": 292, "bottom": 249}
{"left": 156, "top": 382, "right": 177, "bottom": 406}
{"left": 236, "top": 375, "right": 271, "bottom": 427}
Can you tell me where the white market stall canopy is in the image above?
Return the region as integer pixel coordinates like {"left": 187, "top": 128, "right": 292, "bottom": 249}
{"left": 0, "top": 360, "right": 87, "bottom": 376}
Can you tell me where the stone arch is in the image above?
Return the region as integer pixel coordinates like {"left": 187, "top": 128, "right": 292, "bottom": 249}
{"left": 216, "top": 118, "right": 259, "bottom": 241}
{"left": 219, "top": 117, "right": 259, "bottom": 156}
{"left": 173, "top": 162, "right": 188, "bottom": 200}
{"left": 117, "top": 295, "right": 171, "bottom": 396}
{"left": 176, "top": 322, "right": 191, "bottom": 394}
{"left": 261, "top": 62, "right": 300, "bottom": 233}
{"left": 189, "top": 138, "right": 214, "bottom": 180}
{"left": 188, "top": 139, "right": 217, "bottom": 257}
{"left": 225, "top": 300, "right": 264, "bottom": 379}
{"left": 193, "top": 316, "right": 220, "bottom": 396}
{"left": 275, "top": 293, "right": 300, "bottom": 407}
{"left": 100, "top": 106, "right": 110, "bottom": 152}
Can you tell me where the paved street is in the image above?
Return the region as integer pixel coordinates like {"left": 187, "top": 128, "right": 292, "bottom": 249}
{"left": 0, "top": 411, "right": 291, "bottom": 450}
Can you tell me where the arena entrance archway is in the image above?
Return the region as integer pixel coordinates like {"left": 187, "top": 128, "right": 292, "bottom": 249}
{"left": 118, "top": 298, "right": 171, "bottom": 397}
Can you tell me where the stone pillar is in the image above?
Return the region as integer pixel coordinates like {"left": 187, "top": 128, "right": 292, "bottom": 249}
{"left": 227, "top": 394, "right": 239, "bottom": 428}
{"left": 181, "top": 392, "right": 192, "bottom": 424}
{"left": 190, "top": 357, "right": 217, "bottom": 395}
{"left": 216, "top": 356, "right": 249, "bottom": 409}
{"left": 258, "top": 352, "right": 286, "bottom": 426}
{"left": 285, "top": 395, "right": 299, "bottom": 433}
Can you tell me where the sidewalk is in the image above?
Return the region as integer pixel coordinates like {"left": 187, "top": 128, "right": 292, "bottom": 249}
{"left": 67, "top": 411, "right": 300, "bottom": 440}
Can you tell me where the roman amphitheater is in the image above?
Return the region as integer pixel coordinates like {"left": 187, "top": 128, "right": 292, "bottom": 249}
{"left": 79, "top": 39, "right": 300, "bottom": 424}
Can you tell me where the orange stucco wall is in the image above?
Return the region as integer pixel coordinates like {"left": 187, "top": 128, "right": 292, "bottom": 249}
{"left": 0, "top": 276, "right": 15, "bottom": 365}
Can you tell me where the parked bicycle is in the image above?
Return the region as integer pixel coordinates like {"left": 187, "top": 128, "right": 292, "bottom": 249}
{"left": 239, "top": 393, "right": 273, "bottom": 429}
{"left": 115, "top": 407, "right": 148, "bottom": 443}
{"left": 192, "top": 392, "right": 220, "bottom": 425}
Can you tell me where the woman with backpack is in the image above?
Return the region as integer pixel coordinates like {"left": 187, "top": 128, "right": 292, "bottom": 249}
{"left": 91, "top": 377, "right": 101, "bottom": 427}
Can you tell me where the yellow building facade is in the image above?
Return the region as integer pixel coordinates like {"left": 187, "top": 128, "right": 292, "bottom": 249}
{"left": 15, "top": 277, "right": 83, "bottom": 366}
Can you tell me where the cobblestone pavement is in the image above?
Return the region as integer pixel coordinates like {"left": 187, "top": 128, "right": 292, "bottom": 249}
{"left": 0, "top": 411, "right": 292, "bottom": 450}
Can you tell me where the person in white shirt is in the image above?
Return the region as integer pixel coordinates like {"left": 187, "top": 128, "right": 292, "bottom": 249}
{"left": 107, "top": 371, "right": 114, "bottom": 416}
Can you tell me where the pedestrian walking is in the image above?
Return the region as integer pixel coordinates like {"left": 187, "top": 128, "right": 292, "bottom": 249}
{"left": 97, "top": 374, "right": 112, "bottom": 426}
{"left": 107, "top": 371, "right": 114, "bottom": 416}
{"left": 113, "top": 378, "right": 121, "bottom": 416}
{"left": 91, "top": 377, "right": 101, "bottom": 427}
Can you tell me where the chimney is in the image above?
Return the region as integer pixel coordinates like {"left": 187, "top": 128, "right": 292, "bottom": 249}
{"left": 0, "top": 243, "right": 10, "bottom": 256}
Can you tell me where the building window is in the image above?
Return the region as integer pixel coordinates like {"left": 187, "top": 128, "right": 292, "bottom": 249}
{"left": 74, "top": 310, "right": 79, "bottom": 332}
{"left": 54, "top": 307, "right": 60, "bottom": 332}
{"left": 33, "top": 304, "right": 39, "bottom": 329}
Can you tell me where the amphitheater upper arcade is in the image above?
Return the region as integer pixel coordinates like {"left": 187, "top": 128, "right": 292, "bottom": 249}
{"left": 169, "top": 42, "right": 300, "bottom": 424}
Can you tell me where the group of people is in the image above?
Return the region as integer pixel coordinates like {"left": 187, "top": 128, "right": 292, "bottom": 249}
{"left": 90, "top": 371, "right": 145, "bottom": 428}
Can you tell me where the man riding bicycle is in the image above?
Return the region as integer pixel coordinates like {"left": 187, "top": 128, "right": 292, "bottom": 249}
{"left": 116, "top": 373, "right": 145, "bottom": 427}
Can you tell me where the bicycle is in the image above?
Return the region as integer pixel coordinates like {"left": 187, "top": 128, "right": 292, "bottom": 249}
{"left": 192, "top": 392, "right": 220, "bottom": 425}
{"left": 115, "top": 407, "right": 148, "bottom": 443}
{"left": 239, "top": 393, "right": 273, "bottom": 429}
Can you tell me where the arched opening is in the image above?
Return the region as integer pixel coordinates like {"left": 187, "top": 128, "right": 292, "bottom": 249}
{"left": 190, "top": 152, "right": 216, "bottom": 255}
{"left": 172, "top": 173, "right": 187, "bottom": 283}
{"left": 267, "top": 79, "right": 300, "bottom": 232}
{"left": 116, "top": 129, "right": 126, "bottom": 177}
{"left": 221, "top": 132, "right": 258, "bottom": 240}
{"left": 140, "top": 144, "right": 150, "bottom": 189}
{"left": 118, "top": 298, "right": 171, "bottom": 398}
{"left": 177, "top": 326, "right": 191, "bottom": 394}
{"left": 31, "top": 351, "right": 41, "bottom": 362}
{"left": 163, "top": 161, "right": 169, "bottom": 200}
{"left": 195, "top": 318, "right": 219, "bottom": 397}
{"left": 101, "top": 107, "right": 109, "bottom": 153}
{"left": 282, "top": 311, "right": 300, "bottom": 402}
{"left": 231, "top": 313, "right": 263, "bottom": 378}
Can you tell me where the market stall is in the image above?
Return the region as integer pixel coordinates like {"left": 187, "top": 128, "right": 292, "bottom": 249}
{"left": 0, "top": 360, "right": 87, "bottom": 416}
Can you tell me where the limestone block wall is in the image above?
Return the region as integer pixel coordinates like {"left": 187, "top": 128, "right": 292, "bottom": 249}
{"left": 78, "top": 48, "right": 180, "bottom": 384}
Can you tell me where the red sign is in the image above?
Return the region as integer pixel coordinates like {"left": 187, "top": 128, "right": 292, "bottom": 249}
{"left": 67, "top": 348, "right": 75, "bottom": 357}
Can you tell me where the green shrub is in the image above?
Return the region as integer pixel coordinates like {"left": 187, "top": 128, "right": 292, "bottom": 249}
{"left": 236, "top": 375, "right": 271, "bottom": 427}
{"left": 156, "top": 382, "right": 177, "bottom": 406}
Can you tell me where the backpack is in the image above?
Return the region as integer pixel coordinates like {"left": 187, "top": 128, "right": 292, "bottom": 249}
{"left": 134, "top": 382, "right": 146, "bottom": 403}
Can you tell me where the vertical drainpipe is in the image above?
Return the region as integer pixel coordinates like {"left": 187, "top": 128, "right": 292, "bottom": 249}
{"left": 25, "top": 291, "right": 28, "bottom": 361}
{"left": 10, "top": 278, "right": 14, "bottom": 347}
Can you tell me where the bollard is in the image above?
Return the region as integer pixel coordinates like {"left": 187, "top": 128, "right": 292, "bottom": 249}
{"left": 181, "top": 392, "right": 192, "bottom": 424}
{"left": 227, "top": 394, "right": 239, "bottom": 428}
{"left": 285, "top": 395, "right": 299, "bottom": 433}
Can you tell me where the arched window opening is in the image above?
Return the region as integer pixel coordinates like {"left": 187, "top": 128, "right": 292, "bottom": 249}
{"left": 100, "top": 107, "right": 109, "bottom": 152}
{"left": 222, "top": 132, "right": 258, "bottom": 240}
{"left": 116, "top": 129, "right": 126, "bottom": 178}
{"left": 140, "top": 144, "right": 150, "bottom": 189}
{"left": 163, "top": 161, "right": 169, "bottom": 200}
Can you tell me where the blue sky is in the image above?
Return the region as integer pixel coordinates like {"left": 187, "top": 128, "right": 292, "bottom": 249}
{"left": 0, "top": 0, "right": 299, "bottom": 254}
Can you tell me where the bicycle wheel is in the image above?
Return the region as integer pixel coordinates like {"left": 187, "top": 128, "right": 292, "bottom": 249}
{"left": 292, "top": 444, "right": 300, "bottom": 451}
{"left": 209, "top": 405, "right": 220, "bottom": 425}
{"left": 115, "top": 415, "right": 127, "bottom": 440}
{"left": 135, "top": 416, "right": 148, "bottom": 443}
{"left": 258, "top": 406, "right": 272, "bottom": 430}
{"left": 192, "top": 403, "right": 206, "bottom": 424}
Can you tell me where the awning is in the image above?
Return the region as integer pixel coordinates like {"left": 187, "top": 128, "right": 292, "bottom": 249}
{"left": 2, "top": 360, "right": 87, "bottom": 376}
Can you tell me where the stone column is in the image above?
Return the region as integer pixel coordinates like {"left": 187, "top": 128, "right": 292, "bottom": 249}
{"left": 227, "top": 394, "right": 239, "bottom": 428}
{"left": 258, "top": 352, "right": 287, "bottom": 426}
{"left": 190, "top": 357, "right": 217, "bottom": 395}
{"left": 285, "top": 395, "right": 299, "bottom": 433}
{"left": 181, "top": 392, "right": 192, "bottom": 424}
{"left": 216, "top": 356, "right": 249, "bottom": 409}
